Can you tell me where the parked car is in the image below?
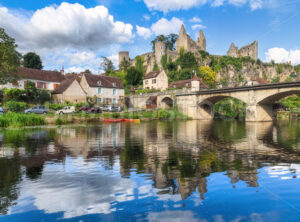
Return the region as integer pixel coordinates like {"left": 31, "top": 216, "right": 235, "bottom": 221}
{"left": 86, "top": 107, "right": 102, "bottom": 114}
{"left": 100, "top": 105, "right": 112, "bottom": 112}
{"left": 113, "top": 105, "right": 123, "bottom": 112}
{"left": 56, "top": 106, "right": 76, "bottom": 115}
{"left": 25, "top": 106, "right": 48, "bottom": 114}
{"left": 78, "top": 106, "right": 90, "bottom": 112}
{"left": 101, "top": 105, "right": 123, "bottom": 112}
{"left": 0, "top": 107, "right": 5, "bottom": 114}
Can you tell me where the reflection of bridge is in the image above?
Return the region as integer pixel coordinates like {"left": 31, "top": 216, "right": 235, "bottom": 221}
{"left": 128, "top": 81, "right": 300, "bottom": 121}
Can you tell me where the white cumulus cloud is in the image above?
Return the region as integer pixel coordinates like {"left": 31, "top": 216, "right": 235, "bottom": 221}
{"left": 265, "top": 48, "right": 300, "bottom": 65}
{"left": 136, "top": 25, "right": 153, "bottom": 39}
{"left": 151, "top": 17, "right": 183, "bottom": 36}
{"left": 0, "top": 3, "right": 134, "bottom": 52}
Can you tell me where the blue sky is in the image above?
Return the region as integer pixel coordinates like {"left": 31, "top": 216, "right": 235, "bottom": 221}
{"left": 0, "top": 0, "right": 300, "bottom": 73}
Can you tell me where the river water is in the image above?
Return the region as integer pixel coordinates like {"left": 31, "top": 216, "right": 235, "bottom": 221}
{"left": 0, "top": 120, "right": 300, "bottom": 221}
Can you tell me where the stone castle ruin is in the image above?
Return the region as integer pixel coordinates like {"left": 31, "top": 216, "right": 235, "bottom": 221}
{"left": 118, "top": 25, "right": 297, "bottom": 86}
{"left": 227, "top": 41, "right": 258, "bottom": 60}
{"left": 119, "top": 24, "right": 258, "bottom": 73}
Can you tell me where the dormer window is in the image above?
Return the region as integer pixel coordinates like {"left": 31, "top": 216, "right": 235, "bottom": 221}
{"left": 112, "top": 82, "right": 116, "bottom": 87}
{"left": 97, "top": 81, "right": 102, "bottom": 86}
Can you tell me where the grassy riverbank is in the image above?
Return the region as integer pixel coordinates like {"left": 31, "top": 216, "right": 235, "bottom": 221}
{"left": 0, "top": 109, "right": 190, "bottom": 127}
{"left": 0, "top": 113, "right": 45, "bottom": 128}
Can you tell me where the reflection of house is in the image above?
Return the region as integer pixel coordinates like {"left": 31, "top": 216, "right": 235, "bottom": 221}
{"left": 169, "top": 74, "right": 207, "bottom": 91}
{"left": 143, "top": 70, "right": 168, "bottom": 90}
{"left": 80, "top": 73, "right": 124, "bottom": 104}
{"left": 0, "top": 67, "right": 65, "bottom": 91}
{"left": 52, "top": 76, "right": 87, "bottom": 103}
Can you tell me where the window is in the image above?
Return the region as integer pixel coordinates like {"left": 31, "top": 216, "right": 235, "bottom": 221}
{"left": 152, "top": 79, "right": 156, "bottom": 84}
{"left": 112, "top": 82, "right": 116, "bottom": 87}
{"left": 112, "top": 89, "right": 117, "bottom": 95}
{"left": 145, "top": 80, "right": 148, "bottom": 85}
{"left": 97, "top": 98, "right": 103, "bottom": 104}
{"left": 112, "top": 98, "right": 116, "bottom": 104}
{"left": 98, "top": 88, "right": 103, "bottom": 94}
{"left": 173, "top": 85, "right": 176, "bottom": 88}
{"left": 54, "top": 84, "right": 59, "bottom": 90}
{"left": 37, "top": 82, "right": 46, "bottom": 89}
{"left": 186, "top": 83, "right": 189, "bottom": 87}
{"left": 97, "top": 81, "right": 102, "bottom": 86}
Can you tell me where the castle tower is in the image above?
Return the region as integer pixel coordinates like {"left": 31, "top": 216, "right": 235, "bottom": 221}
{"left": 197, "top": 30, "right": 206, "bottom": 51}
{"left": 155, "top": 41, "right": 166, "bottom": 68}
{"left": 176, "top": 24, "right": 189, "bottom": 52}
{"left": 118, "top": 51, "right": 130, "bottom": 67}
{"left": 227, "top": 43, "right": 239, "bottom": 58}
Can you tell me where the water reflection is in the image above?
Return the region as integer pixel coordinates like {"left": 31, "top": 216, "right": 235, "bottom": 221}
{"left": 0, "top": 120, "right": 300, "bottom": 221}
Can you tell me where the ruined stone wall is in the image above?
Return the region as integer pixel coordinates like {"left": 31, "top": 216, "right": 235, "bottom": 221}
{"left": 176, "top": 25, "right": 205, "bottom": 54}
{"left": 155, "top": 41, "right": 167, "bottom": 68}
{"left": 227, "top": 41, "right": 258, "bottom": 60}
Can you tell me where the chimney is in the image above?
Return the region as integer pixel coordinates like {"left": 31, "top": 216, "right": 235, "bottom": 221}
{"left": 60, "top": 66, "right": 65, "bottom": 75}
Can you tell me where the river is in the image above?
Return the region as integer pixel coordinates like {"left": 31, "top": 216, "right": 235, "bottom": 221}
{"left": 0, "top": 120, "right": 300, "bottom": 221}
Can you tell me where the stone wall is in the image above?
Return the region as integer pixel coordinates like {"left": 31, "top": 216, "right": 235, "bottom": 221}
{"left": 227, "top": 41, "right": 258, "bottom": 60}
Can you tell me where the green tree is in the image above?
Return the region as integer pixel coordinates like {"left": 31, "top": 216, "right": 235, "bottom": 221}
{"left": 135, "top": 56, "right": 145, "bottom": 75}
{"left": 153, "top": 61, "right": 159, "bottom": 71}
{"left": 176, "top": 51, "right": 198, "bottom": 70}
{"left": 0, "top": 28, "right": 22, "bottom": 84}
{"left": 119, "top": 58, "right": 130, "bottom": 71}
{"left": 100, "top": 57, "right": 114, "bottom": 74}
{"left": 84, "top": 69, "right": 92, "bottom": 74}
{"left": 25, "top": 81, "right": 38, "bottom": 103}
{"left": 23, "top": 52, "right": 43, "bottom": 70}
{"left": 198, "top": 66, "right": 216, "bottom": 87}
{"left": 161, "top": 54, "right": 167, "bottom": 70}
{"left": 126, "top": 67, "right": 143, "bottom": 86}
{"left": 151, "top": 34, "right": 178, "bottom": 51}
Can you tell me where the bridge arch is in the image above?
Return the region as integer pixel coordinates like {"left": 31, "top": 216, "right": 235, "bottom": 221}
{"left": 197, "top": 95, "right": 247, "bottom": 120}
{"left": 258, "top": 90, "right": 300, "bottom": 105}
{"left": 160, "top": 97, "right": 174, "bottom": 109}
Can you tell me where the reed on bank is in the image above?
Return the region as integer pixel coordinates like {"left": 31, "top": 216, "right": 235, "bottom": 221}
{"left": 0, "top": 113, "right": 46, "bottom": 128}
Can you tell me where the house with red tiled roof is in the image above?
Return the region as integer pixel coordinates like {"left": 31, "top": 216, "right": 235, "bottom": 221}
{"left": 169, "top": 74, "right": 207, "bottom": 91}
{"left": 52, "top": 76, "right": 87, "bottom": 103}
{"left": 80, "top": 73, "right": 124, "bottom": 104}
{"left": 143, "top": 70, "right": 168, "bottom": 90}
{"left": 0, "top": 67, "right": 65, "bottom": 91}
{"left": 247, "top": 76, "right": 268, "bottom": 86}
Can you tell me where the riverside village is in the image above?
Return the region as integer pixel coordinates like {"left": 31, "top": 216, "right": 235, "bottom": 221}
{"left": 0, "top": 1, "right": 300, "bottom": 221}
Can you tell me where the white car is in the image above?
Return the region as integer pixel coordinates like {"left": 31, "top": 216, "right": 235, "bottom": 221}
{"left": 56, "top": 106, "right": 76, "bottom": 115}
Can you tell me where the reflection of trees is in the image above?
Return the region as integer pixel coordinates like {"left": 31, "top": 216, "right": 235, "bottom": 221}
{"left": 1, "top": 129, "right": 56, "bottom": 155}
{"left": 26, "top": 165, "right": 44, "bottom": 180}
{"left": 276, "top": 121, "right": 300, "bottom": 152}
{"left": 120, "top": 125, "right": 146, "bottom": 175}
{"left": 210, "top": 120, "right": 246, "bottom": 143}
{"left": 0, "top": 159, "right": 22, "bottom": 215}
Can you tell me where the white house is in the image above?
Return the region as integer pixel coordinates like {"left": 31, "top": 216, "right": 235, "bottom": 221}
{"left": 80, "top": 73, "right": 125, "bottom": 104}
{"left": 0, "top": 67, "right": 65, "bottom": 91}
{"left": 143, "top": 70, "right": 168, "bottom": 90}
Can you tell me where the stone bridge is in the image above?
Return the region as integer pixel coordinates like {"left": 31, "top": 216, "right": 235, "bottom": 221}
{"left": 126, "top": 81, "right": 300, "bottom": 121}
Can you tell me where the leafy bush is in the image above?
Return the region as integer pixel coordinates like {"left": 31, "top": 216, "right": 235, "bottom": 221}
{"left": 5, "top": 101, "right": 27, "bottom": 112}
{"left": 158, "top": 109, "right": 171, "bottom": 120}
{"left": 45, "top": 102, "right": 65, "bottom": 111}
{"left": 4, "top": 88, "right": 26, "bottom": 102}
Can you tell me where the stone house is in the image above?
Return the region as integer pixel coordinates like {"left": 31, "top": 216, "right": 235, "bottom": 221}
{"left": 52, "top": 76, "right": 87, "bottom": 103}
{"left": 247, "top": 77, "right": 268, "bottom": 86}
{"left": 80, "top": 73, "right": 124, "bottom": 104}
{"left": 169, "top": 74, "right": 207, "bottom": 91}
{"left": 143, "top": 70, "right": 168, "bottom": 91}
{"left": 0, "top": 67, "right": 65, "bottom": 91}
